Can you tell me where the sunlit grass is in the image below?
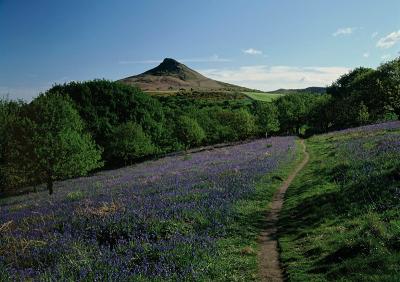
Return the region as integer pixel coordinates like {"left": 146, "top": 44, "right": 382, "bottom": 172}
{"left": 243, "top": 92, "right": 284, "bottom": 102}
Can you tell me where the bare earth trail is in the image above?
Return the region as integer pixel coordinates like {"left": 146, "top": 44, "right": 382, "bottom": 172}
{"left": 258, "top": 139, "right": 309, "bottom": 282}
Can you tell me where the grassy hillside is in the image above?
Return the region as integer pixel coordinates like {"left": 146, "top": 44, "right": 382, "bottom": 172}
{"left": 119, "top": 58, "right": 253, "bottom": 93}
{"left": 279, "top": 121, "right": 400, "bottom": 281}
{"left": 243, "top": 91, "right": 284, "bottom": 102}
{"left": 268, "top": 87, "right": 326, "bottom": 95}
{"left": 148, "top": 89, "right": 248, "bottom": 100}
{"left": 0, "top": 137, "right": 298, "bottom": 281}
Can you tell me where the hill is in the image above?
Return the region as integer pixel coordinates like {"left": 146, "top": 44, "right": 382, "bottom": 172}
{"left": 268, "top": 87, "right": 326, "bottom": 95}
{"left": 118, "top": 58, "right": 252, "bottom": 92}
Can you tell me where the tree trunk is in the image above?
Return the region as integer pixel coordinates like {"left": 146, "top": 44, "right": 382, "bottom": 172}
{"left": 47, "top": 179, "right": 53, "bottom": 195}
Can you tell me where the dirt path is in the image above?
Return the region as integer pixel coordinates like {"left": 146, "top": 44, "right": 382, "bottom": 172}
{"left": 258, "top": 139, "right": 309, "bottom": 282}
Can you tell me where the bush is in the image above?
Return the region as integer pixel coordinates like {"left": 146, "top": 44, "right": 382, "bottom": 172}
{"left": 107, "top": 122, "right": 157, "bottom": 165}
{"left": 176, "top": 116, "right": 206, "bottom": 149}
{"left": 230, "top": 109, "right": 257, "bottom": 139}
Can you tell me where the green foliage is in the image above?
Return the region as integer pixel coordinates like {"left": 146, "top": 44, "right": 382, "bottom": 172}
{"left": 48, "top": 80, "right": 166, "bottom": 163}
{"left": 275, "top": 93, "right": 315, "bottom": 134}
{"left": 0, "top": 98, "right": 25, "bottom": 194}
{"left": 252, "top": 101, "right": 280, "bottom": 136}
{"left": 176, "top": 116, "right": 206, "bottom": 149}
{"left": 356, "top": 101, "right": 370, "bottom": 125}
{"left": 230, "top": 109, "right": 257, "bottom": 139}
{"left": 4, "top": 56, "right": 398, "bottom": 195}
{"left": 325, "top": 58, "right": 400, "bottom": 129}
{"left": 107, "top": 122, "right": 156, "bottom": 164}
{"left": 4, "top": 93, "right": 103, "bottom": 194}
{"left": 376, "top": 57, "right": 400, "bottom": 116}
{"left": 66, "top": 191, "right": 85, "bottom": 201}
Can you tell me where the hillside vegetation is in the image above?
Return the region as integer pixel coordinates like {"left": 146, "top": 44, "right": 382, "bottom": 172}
{"left": 279, "top": 121, "right": 400, "bottom": 281}
{"left": 243, "top": 92, "right": 284, "bottom": 102}
{"left": 0, "top": 137, "right": 298, "bottom": 280}
{"left": 1, "top": 57, "right": 399, "bottom": 196}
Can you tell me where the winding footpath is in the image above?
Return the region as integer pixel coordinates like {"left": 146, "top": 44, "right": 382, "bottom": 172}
{"left": 258, "top": 139, "right": 309, "bottom": 282}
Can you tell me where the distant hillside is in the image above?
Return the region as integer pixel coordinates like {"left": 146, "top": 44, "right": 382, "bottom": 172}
{"left": 268, "top": 87, "right": 326, "bottom": 94}
{"left": 118, "top": 58, "right": 252, "bottom": 92}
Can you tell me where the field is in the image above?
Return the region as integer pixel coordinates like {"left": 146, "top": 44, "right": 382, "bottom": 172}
{"left": 242, "top": 92, "right": 284, "bottom": 102}
{"left": 279, "top": 121, "right": 400, "bottom": 281}
{"left": 144, "top": 90, "right": 285, "bottom": 102}
{"left": 0, "top": 137, "right": 299, "bottom": 281}
{"left": 146, "top": 90, "right": 248, "bottom": 100}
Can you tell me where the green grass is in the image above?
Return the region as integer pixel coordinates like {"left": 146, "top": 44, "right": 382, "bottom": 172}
{"left": 243, "top": 92, "right": 284, "bottom": 102}
{"left": 199, "top": 139, "right": 304, "bottom": 281}
{"left": 147, "top": 90, "right": 248, "bottom": 100}
{"left": 279, "top": 129, "right": 400, "bottom": 281}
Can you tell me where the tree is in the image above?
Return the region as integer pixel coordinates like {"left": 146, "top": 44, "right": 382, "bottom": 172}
{"left": 48, "top": 80, "right": 166, "bottom": 162}
{"left": 252, "top": 101, "right": 280, "bottom": 137}
{"left": 107, "top": 121, "right": 156, "bottom": 165}
{"left": 230, "top": 109, "right": 257, "bottom": 139}
{"left": 326, "top": 67, "right": 376, "bottom": 99}
{"left": 275, "top": 94, "right": 308, "bottom": 134}
{"left": 325, "top": 62, "right": 400, "bottom": 128}
{"left": 0, "top": 98, "right": 25, "bottom": 194}
{"left": 176, "top": 116, "right": 206, "bottom": 149}
{"left": 376, "top": 58, "right": 400, "bottom": 116}
{"left": 5, "top": 93, "right": 103, "bottom": 194}
{"left": 356, "top": 102, "right": 370, "bottom": 125}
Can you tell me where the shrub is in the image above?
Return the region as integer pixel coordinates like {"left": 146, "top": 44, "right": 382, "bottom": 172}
{"left": 107, "top": 121, "right": 156, "bottom": 165}
{"left": 176, "top": 116, "right": 206, "bottom": 149}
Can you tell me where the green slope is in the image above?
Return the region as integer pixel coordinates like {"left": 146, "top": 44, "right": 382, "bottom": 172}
{"left": 243, "top": 92, "right": 284, "bottom": 102}
{"left": 279, "top": 122, "right": 400, "bottom": 281}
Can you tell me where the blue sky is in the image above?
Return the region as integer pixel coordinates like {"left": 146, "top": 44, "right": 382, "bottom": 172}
{"left": 1, "top": 0, "right": 400, "bottom": 100}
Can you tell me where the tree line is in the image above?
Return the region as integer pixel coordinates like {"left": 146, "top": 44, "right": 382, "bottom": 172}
{"left": 0, "top": 58, "right": 399, "bottom": 195}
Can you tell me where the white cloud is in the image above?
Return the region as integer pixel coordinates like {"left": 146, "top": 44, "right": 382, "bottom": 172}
{"left": 381, "top": 54, "right": 391, "bottom": 60}
{"left": 119, "top": 55, "right": 231, "bottom": 65}
{"left": 376, "top": 30, "right": 400, "bottom": 49}
{"left": 199, "top": 65, "right": 350, "bottom": 91}
{"left": 363, "top": 52, "right": 370, "bottom": 58}
{"left": 371, "top": 32, "right": 378, "bottom": 38}
{"left": 332, "top": 27, "right": 356, "bottom": 37}
{"left": 243, "top": 48, "right": 263, "bottom": 55}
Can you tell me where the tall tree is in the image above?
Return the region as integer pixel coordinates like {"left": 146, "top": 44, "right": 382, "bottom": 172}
{"left": 5, "top": 93, "right": 103, "bottom": 194}
{"left": 0, "top": 98, "right": 25, "bottom": 193}
{"left": 376, "top": 58, "right": 400, "bottom": 116}
{"left": 252, "top": 101, "right": 280, "bottom": 137}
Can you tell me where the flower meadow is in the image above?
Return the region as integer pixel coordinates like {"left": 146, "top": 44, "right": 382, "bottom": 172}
{"left": 279, "top": 121, "right": 400, "bottom": 281}
{"left": 0, "top": 137, "right": 296, "bottom": 280}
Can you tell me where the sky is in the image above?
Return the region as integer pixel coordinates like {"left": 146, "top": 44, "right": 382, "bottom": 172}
{"left": 1, "top": 0, "right": 400, "bottom": 100}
